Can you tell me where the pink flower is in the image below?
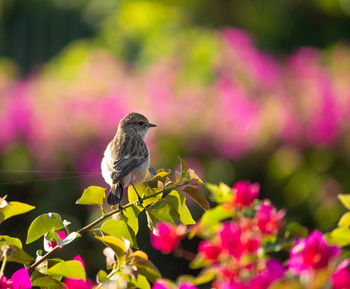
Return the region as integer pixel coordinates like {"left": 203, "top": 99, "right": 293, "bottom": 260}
{"left": 288, "top": 230, "right": 340, "bottom": 274}
{"left": 150, "top": 222, "right": 186, "bottom": 254}
{"left": 232, "top": 181, "right": 260, "bottom": 207}
{"left": 0, "top": 274, "right": 13, "bottom": 289}
{"left": 219, "top": 222, "right": 244, "bottom": 259}
{"left": 44, "top": 231, "right": 66, "bottom": 252}
{"left": 198, "top": 240, "right": 222, "bottom": 262}
{"left": 10, "top": 268, "right": 31, "bottom": 289}
{"left": 178, "top": 282, "right": 199, "bottom": 289}
{"left": 331, "top": 259, "right": 350, "bottom": 289}
{"left": 214, "top": 280, "right": 248, "bottom": 289}
{"left": 256, "top": 200, "right": 285, "bottom": 235}
{"left": 249, "top": 259, "right": 285, "bottom": 289}
{"left": 152, "top": 279, "right": 171, "bottom": 289}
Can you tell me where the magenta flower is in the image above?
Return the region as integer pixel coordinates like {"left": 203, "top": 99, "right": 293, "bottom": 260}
{"left": 288, "top": 230, "right": 340, "bottom": 274}
{"left": 232, "top": 181, "right": 260, "bottom": 207}
{"left": 0, "top": 268, "right": 32, "bottom": 289}
{"left": 256, "top": 200, "right": 285, "bottom": 235}
{"left": 152, "top": 279, "right": 171, "bottom": 289}
{"left": 331, "top": 259, "right": 350, "bottom": 289}
{"left": 198, "top": 240, "right": 222, "bottom": 262}
{"left": 150, "top": 222, "right": 185, "bottom": 254}
{"left": 178, "top": 282, "right": 199, "bottom": 289}
{"left": 214, "top": 280, "right": 248, "bottom": 289}
{"left": 219, "top": 222, "right": 244, "bottom": 259}
{"left": 44, "top": 230, "right": 66, "bottom": 252}
{"left": 249, "top": 259, "right": 285, "bottom": 289}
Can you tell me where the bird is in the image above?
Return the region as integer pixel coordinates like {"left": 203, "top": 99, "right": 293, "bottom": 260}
{"left": 101, "top": 112, "right": 157, "bottom": 208}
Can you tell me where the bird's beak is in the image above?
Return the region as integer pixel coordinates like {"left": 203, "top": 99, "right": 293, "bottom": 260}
{"left": 147, "top": 123, "right": 157, "bottom": 128}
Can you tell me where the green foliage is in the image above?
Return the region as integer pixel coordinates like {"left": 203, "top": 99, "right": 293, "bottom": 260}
{"left": 100, "top": 219, "right": 138, "bottom": 248}
{"left": 0, "top": 200, "right": 35, "bottom": 224}
{"left": 46, "top": 260, "right": 86, "bottom": 279}
{"left": 26, "top": 213, "right": 64, "bottom": 244}
{"left": 76, "top": 186, "right": 106, "bottom": 206}
{"left": 31, "top": 276, "right": 64, "bottom": 289}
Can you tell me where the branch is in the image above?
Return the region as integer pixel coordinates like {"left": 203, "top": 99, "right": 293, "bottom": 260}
{"left": 28, "top": 182, "right": 187, "bottom": 273}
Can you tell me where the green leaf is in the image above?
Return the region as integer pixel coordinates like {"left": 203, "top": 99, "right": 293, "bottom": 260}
{"left": 123, "top": 205, "right": 141, "bottom": 235}
{"left": 100, "top": 219, "right": 138, "bottom": 249}
{"left": 178, "top": 156, "right": 188, "bottom": 179}
{"left": 148, "top": 171, "right": 170, "bottom": 182}
{"left": 166, "top": 191, "right": 195, "bottom": 225}
{"left": 0, "top": 235, "right": 22, "bottom": 249}
{"left": 285, "top": 222, "right": 308, "bottom": 238}
{"left": 46, "top": 260, "right": 86, "bottom": 279}
{"left": 194, "top": 268, "right": 216, "bottom": 285}
{"left": 189, "top": 255, "right": 207, "bottom": 270}
{"left": 31, "top": 277, "right": 64, "bottom": 289}
{"left": 200, "top": 204, "right": 234, "bottom": 227}
{"left": 338, "top": 194, "right": 350, "bottom": 209}
{"left": 339, "top": 212, "right": 350, "bottom": 227}
{"left": 76, "top": 186, "right": 106, "bottom": 206}
{"left": 26, "top": 213, "right": 64, "bottom": 244}
{"left": 134, "top": 258, "right": 161, "bottom": 283}
{"left": 128, "top": 183, "right": 161, "bottom": 207}
{"left": 327, "top": 227, "right": 350, "bottom": 246}
{"left": 206, "top": 182, "right": 232, "bottom": 204}
{"left": 95, "top": 235, "right": 126, "bottom": 258}
{"left": 0, "top": 245, "right": 33, "bottom": 265}
{"left": 145, "top": 199, "right": 180, "bottom": 230}
{"left": 131, "top": 274, "right": 150, "bottom": 289}
{"left": 0, "top": 201, "right": 35, "bottom": 223}
{"left": 182, "top": 185, "right": 209, "bottom": 211}
{"left": 96, "top": 270, "right": 109, "bottom": 283}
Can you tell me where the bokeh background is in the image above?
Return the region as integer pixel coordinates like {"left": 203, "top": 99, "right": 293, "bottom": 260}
{"left": 2, "top": 0, "right": 350, "bottom": 282}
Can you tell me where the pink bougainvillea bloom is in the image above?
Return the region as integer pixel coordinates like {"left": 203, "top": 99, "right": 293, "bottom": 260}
{"left": 10, "top": 268, "right": 32, "bottom": 289}
{"left": 256, "top": 200, "right": 285, "bottom": 235}
{"left": 249, "top": 258, "right": 285, "bottom": 289}
{"left": 0, "top": 274, "right": 13, "bottom": 289}
{"left": 214, "top": 280, "right": 248, "bottom": 289}
{"left": 331, "top": 259, "right": 350, "bottom": 289}
{"left": 288, "top": 230, "right": 340, "bottom": 274}
{"left": 232, "top": 181, "right": 260, "bottom": 207}
{"left": 198, "top": 240, "right": 222, "bottom": 262}
{"left": 44, "top": 230, "right": 66, "bottom": 252}
{"left": 151, "top": 279, "right": 171, "bottom": 289}
{"left": 178, "top": 282, "right": 199, "bottom": 289}
{"left": 150, "top": 222, "right": 185, "bottom": 254}
{"left": 219, "top": 222, "right": 244, "bottom": 259}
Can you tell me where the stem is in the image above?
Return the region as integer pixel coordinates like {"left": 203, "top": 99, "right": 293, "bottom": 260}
{"left": 28, "top": 182, "right": 187, "bottom": 273}
{"left": 0, "top": 249, "right": 8, "bottom": 276}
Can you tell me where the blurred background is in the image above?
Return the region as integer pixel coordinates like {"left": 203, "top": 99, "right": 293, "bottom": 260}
{"left": 2, "top": 0, "right": 350, "bottom": 282}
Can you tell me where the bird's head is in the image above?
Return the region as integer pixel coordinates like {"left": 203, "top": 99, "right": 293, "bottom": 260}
{"left": 119, "top": 112, "right": 157, "bottom": 139}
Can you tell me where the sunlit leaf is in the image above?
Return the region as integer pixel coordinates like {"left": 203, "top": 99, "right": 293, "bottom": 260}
{"left": 0, "top": 235, "right": 22, "bottom": 249}
{"left": 193, "top": 268, "right": 216, "bottom": 285}
{"left": 123, "top": 205, "right": 142, "bottom": 235}
{"left": 270, "top": 278, "right": 303, "bottom": 289}
{"left": 148, "top": 171, "right": 170, "bottom": 182}
{"left": 46, "top": 260, "right": 86, "bottom": 279}
{"left": 206, "top": 182, "right": 232, "bottom": 204}
{"left": 0, "top": 245, "right": 33, "bottom": 265}
{"left": 96, "top": 270, "right": 109, "bottom": 283}
{"left": 0, "top": 201, "right": 35, "bottom": 224}
{"left": 327, "top": 227, "right": 350, "bottom": 246}
{"left": 166, "top": 191, "right": 195, "bottom": 225}
{"left": 76, "top": 186, "right": 106, "bottom": 206}
{"left": 130, "top": 250, "right": 148, "bottom": 260}
{"left": 189, "top": 255, "right": 207, "bottom": 270}
{"left": 338, "top": 212, "right": 350, "bottom": 227}
{"left": 132, "top": 274, "right": 150, "bottom": 289}
{"left": 31, "top": 277, "right": 64, "bottom": 289}
{"left": 200, "top": 204, "right": 234, "bottom": 227}
{"left": 100, "top": 219, "right": 138, "bottom": 248}
{"left": 26, "top": 213, "right": 64, "bottom": 244}
{"left": 145, "top": 199, "right": 180, "bottom": 230}
{"left": 338, "top": 194, "right": 350, "bottom": 210}
{"left": 95, "top": 235, "right": 126, "bottom": 258}
{"left": 134, "top": 258, "right": 161, "bottom": 283}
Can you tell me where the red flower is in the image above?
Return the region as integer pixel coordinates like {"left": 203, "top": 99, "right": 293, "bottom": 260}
{"left": 256, "top": 200, "right": 285, "bottom": 235}
{"left": 150, "top": 222, "right": 186, "bottom": 254}
{"left": 232, "top": 181, "right": 260, "bottom": 207}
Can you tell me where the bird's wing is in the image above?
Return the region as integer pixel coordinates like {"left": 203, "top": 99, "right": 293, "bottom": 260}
{"left": 111, "top": 141, "right": 148, "bottom": 184}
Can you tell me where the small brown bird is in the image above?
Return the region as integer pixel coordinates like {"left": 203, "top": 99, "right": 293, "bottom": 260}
{"left": 101, "top": 112, "right": 156, "bottom": 207}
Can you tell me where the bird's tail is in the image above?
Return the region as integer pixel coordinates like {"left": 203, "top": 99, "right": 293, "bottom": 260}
{"left": 107, "top": 182, "right": 124, "bottom": 205}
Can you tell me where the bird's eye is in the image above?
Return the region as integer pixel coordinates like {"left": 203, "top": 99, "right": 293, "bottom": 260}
{"left": 138, "top": 121, "right": 144, "bottom": 126}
